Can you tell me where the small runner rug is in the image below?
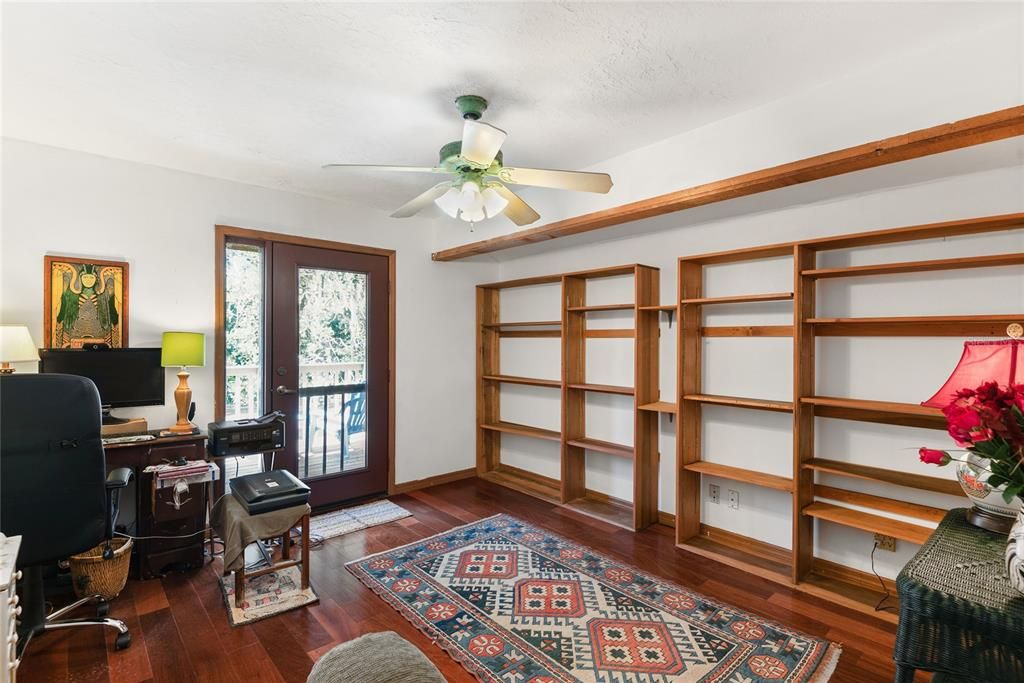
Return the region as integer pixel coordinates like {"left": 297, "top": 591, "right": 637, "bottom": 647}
{"left": 311, "top": 499, "right": 411, "bottom": 540}
{"left": 220, "top": 566, "right": 318, "bottom": 626}
{"left": 347, "top": 514, "right": 840, "bottom": 682}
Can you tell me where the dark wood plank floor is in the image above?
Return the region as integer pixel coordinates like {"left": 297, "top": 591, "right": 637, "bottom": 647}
{"left": 18, "top": 477, "right": 918, "bottom": 682}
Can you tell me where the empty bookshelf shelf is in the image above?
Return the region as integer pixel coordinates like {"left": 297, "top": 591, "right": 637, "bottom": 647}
{"left": 801, "top": 396, "right": 945, "bottom": 430}
{"left": 566, "top": 437, "right": 634, "bottom": 459}
{"left": 803, "top": 458, "right": 961, "bottom": 496}
{"left": 701, "top": 325, "right": 793, "bottom": 337}
{"left": 479, "top": 465, "right": 561, "bottom": 505}
{"left": 638, "top": 401, "right": 678, "bottom": 414}
{"left": 567, "top": 303, "right": 636, "bottom": 312}
{"left": 809, "top": 314, "right": 1022, "bottom": 337}
{"left": 562, "top": 495, "right": 634, "bottom": 530}
{"left": 683, "top": 461, "right": 793, "bottom": 492}
{"left": 481, "top": 320, "right": 562, "bottom": 328}
{"left": 802, "top": 502, "right": 933, "bottom": 545}
{"left": 802, "top": 252, "right": 1024, "bottom": 279}
{"left": 680, "top": 292, "right": 794, "bottom": 305}
{"left": 481, "top": 374, "right": 561, "bottom": 388}
{"left": 683, "top": 394, "right": 793, "bottom": 412}
{"left": 479, "top": 421, "right": 561, "bottom": 442}
{"left": 568, "top": 382, "right": 635, "bottom": 396}
{"left": 814, "top": 484, "right": 947, "bottom": 523}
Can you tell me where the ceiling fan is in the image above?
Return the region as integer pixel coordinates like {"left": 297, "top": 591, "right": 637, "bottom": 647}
{"left": 323, "top": 95, "right": 613, "bottom": 227}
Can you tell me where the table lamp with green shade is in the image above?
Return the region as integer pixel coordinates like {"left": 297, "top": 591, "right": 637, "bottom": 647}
{"left": 161, "top": 331, "right": 205, "bottom": 434}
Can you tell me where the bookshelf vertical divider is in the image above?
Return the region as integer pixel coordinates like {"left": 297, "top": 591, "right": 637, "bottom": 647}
{"left": 791, "top": 244, "right": 817, "bottom": 582}
{"left": 676, "top": 261, "right": 703, "bottom": 544}
{"left": 633, "top": 266, "right": 661, "bottom": 529}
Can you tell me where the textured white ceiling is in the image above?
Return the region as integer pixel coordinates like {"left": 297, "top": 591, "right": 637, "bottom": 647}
{"left": 2, "top": 2, "right": 1014, "bottom": 211}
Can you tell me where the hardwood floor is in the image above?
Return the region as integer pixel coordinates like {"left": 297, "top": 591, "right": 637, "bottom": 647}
{"left": 18, "top": 477, "right": 916, "bottom": 682}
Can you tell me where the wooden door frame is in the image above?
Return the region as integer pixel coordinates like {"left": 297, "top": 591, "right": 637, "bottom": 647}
{"left": 214, "top": 225, "right": 398, "bottom": 495}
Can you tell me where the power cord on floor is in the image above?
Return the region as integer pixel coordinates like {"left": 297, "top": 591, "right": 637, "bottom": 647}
{"left": 870, "top": 541, "right": 897, "bottom": 613}
{"left": 290, "top": 526, "right": 325, "bottom": 551}
{"left": 115, "top": 528, "right": 209, "bottom": 541}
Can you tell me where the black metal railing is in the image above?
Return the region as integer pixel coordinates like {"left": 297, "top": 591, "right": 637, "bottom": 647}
{"left": 298, "top": 382, "right": 366, "bottom": 479}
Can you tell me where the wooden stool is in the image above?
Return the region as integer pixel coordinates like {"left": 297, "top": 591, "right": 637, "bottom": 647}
{"left": 228, "top": 512, "right": 310, "bottom": 607}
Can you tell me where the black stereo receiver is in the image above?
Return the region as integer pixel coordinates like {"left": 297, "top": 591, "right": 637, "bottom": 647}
{"left": 207, "top": 411, "right": 286, "bottom": 457}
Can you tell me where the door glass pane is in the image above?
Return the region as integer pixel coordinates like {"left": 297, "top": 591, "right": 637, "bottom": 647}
{"left": 297, "top": 267, "right": 368, "bottom": 480}
{"left": 223, "top": 242, "right": 266, "bottom": 486}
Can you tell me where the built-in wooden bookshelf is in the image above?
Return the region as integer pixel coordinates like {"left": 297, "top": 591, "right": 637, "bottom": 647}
{"left": 475, "top": 212, "right": 1023, "bottom": 623}
{"left": 673, "top": 212, "right": 1024, "bottom": 622}
{"left": 476, "top": 264, "right": 661, "bottom": 530}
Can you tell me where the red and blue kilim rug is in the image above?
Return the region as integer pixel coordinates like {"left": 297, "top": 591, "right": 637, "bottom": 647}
{"left": 347, "top": 514, "right": 841, "bottom": 682}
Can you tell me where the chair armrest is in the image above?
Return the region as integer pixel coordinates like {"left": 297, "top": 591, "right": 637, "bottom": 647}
{"left": 106, "top": 467, "right": 133, "bottom": 490}
{"left": 104, "top": 467, "right": 133, "bottom": 540}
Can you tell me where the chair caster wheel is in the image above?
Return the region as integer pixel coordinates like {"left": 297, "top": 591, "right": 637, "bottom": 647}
{"left": 115, "top": 632, "right": 131, "bottom": 650}
{"left": 97, "top": 601, "right": 110, "bottom": 618}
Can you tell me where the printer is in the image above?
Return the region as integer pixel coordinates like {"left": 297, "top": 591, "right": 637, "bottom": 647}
{"left": 230, "top": 469, "right": 310, "bottom": 515}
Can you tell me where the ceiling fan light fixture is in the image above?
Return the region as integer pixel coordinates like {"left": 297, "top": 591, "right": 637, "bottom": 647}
{"left": 434, "top": 186, "right": 461, "bottom": 218}
{"left": 458, "top": 180, "right": 484, "bottom": 215}
{"left": 460, "top": 120, "right": 507, "bottom": 166}
{"left": 482, "top": 186, "right": 509, "bottom": 218}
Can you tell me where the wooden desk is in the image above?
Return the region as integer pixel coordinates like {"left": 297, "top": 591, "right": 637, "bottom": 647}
{"left": 103, "top": 432, "right": 208, "bottom": 580}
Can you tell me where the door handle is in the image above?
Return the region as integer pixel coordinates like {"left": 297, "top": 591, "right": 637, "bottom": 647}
{"left": 275, "top": 385, "right": 298, "bottom": 395}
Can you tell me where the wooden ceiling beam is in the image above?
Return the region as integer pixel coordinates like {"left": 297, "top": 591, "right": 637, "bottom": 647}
{"left": 432, "top": 105, "right": 1024, "bottom": 261}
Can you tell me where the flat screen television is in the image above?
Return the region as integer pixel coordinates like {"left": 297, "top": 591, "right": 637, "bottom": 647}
{"left": 39, "top": 348, "right": 165, "bottom": 412}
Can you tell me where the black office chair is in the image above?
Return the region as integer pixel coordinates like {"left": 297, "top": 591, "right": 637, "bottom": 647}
{"left": 0, "top": 373, "right": 133, "bottom": 655}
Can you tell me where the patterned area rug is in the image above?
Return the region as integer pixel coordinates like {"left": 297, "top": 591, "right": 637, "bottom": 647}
{"left": 220, "top": 565, "right": 318, "bottom": 626}
{"left": 348, "top": 515, "right": 840, "bottom": 682}
{"left": 311, "top": 499, "right": 411, "bottom": 540}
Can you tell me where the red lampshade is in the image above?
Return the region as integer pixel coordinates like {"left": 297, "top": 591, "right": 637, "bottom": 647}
{"left": 922, "top": 339, "right": 1023, "bottom": 408}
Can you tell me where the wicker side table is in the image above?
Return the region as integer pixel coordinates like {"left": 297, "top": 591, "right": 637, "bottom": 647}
{"left": 894, "top": 508, "right": 1024, "bottom": 683}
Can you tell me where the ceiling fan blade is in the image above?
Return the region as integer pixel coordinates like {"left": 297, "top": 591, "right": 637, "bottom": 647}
{"left": 322, "top": 164, "right": 447, "bottom": 174}
{"left": 494, "top": 166, "right": 613, "bottom": 193}
{"left": 492, "top": 183, "right": 541, "bottom": 226}
{"left": 390, "top": 182, "right": 453, "bottom": 218}
{"left": 460, "top": 120, "right": 507, "bottom": 166}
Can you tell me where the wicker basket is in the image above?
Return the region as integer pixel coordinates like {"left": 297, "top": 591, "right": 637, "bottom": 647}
{"left": 69, "top": 537, "right": 133, "bottom": 600}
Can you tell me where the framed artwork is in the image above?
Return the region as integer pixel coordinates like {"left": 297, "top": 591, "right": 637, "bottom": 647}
{"left": 43, "top": 255, "right": 129, "bottom": 348}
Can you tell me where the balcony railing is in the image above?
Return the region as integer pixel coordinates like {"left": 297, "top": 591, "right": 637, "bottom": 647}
{"left": 225, "top": 362, "right": 364, "bottom": 419}
{"left": 298, "top": 382, "right": 365, "bottom": 479}
{"left": 225, "top": 362, "right": 366, "bottom": 481}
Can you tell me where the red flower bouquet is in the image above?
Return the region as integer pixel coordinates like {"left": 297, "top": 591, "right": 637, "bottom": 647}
{"left": 920, "top": 381, "right": 1024, "bottom": 503}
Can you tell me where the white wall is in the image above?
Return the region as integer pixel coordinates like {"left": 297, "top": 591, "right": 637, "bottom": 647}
{"left": 466, "top": 17, "right": 1024, "bottom": 579}
{"left": 0, "top": 139, "right": 496, "bottom": 485}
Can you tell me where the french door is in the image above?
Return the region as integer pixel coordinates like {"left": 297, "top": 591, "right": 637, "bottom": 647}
{"left": 270, "top": 244, "right": 390, "bottom": 508}
{"left": 217, "top": 228, "right": 392, "bottom": 510}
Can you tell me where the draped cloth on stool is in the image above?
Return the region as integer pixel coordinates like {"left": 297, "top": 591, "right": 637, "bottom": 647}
{"left": 210, "top": 494, "right": 311, "bottom": 572}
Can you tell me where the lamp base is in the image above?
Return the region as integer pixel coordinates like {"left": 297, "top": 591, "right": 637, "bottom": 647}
{"left": 0, "top": 362, "right": 14, "bottom": 374}
{"left": 168, "top": 369, "right": 195, "bottom": 434}
{"left": 166, "top": 423, "right": 197, "bottom": 435}
{"left": 966, "top": 506, "right": 1015, "bottom": 534}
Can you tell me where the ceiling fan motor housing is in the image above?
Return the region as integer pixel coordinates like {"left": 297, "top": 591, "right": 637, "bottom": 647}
{"left": 455, "top": 94, "right": 488, "bottom": 120}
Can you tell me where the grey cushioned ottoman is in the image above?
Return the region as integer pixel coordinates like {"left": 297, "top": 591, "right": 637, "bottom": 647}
{"left": 307, "top": 631, "right": 446, "bottom": 683}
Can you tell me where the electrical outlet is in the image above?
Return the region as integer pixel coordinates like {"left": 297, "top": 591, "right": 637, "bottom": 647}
{"left": 708, "top": 484, "right": 720, "bottom": 504}
{"left": 874, "top": 533, "right": 897, "bottom": 552}
{"left": 727, "top": 489, "right": 739, "bottom": 509}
